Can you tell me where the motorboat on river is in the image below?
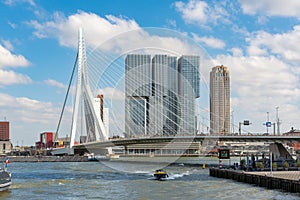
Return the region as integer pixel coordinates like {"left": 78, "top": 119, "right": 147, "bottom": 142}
{"left": 87, "top": 153, "right": 110, "bottom": 161}
{"left": 153, "top": 169, "right": 169, "bottom": 180}
{"left": 0, "top": 170, "right": 11, "bottom": 191}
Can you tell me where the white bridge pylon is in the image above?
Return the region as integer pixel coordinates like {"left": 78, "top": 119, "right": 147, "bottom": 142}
{"left": 70, "top": 28, "right": 108, "bottom": 148}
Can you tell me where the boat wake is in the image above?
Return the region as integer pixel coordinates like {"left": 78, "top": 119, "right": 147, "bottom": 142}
{"left": 133, "top": 170, "right": 151, "bottom": 174}
{"left": 167, "top": 171, "right": 190, "bottom": 180}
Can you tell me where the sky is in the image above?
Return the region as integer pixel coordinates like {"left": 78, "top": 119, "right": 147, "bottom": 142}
{"left": 1, "top": 0, "right": 300, "bottom": 146}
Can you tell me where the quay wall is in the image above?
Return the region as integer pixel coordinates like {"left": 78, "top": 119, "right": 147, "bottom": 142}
{"left": 7, "top": 156, "right": 89, "bottom": 162}
{"left": 209, "top": 168, "right": 300, "bottom": 193}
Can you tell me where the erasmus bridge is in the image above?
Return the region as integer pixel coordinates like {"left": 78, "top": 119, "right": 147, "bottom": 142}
{"left": 52, "top": 29, "right": 300, "bottom": 157}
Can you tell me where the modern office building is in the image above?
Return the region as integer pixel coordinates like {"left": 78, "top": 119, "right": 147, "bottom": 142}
{"left": 125, "top": 54, "right": 200, "bottom": 136}
{"left": 178, "top": 56, "right": 200, "bottom": 98}
{"left": 125, "top": 54, "right": 152, "bottom": 97}
{"left": 125, "top": 54, "right": 151, "bottom": 136}
{"left": 178, "top": 56, "right": 200, "bottom": 134}
{"left": 150, "top": 55, "right": 180, "bottom": 135}
{"left": 210, "top": 65, "right": 230, "bottom": 135}
{"left": 165, "top": 56, "right": 179, "bottom": 135}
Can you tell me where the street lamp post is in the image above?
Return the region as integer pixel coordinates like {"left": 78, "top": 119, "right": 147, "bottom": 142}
{"left": 267, "top": 112, "right": 269, "bottom": 134}
{"left": 276, "top": 107, "right": 280, "bottom": 135}
{"left": 239, "top": 120, "right": 251, "bottom": 135}
{"left": 270, "top": 151, "right": 273, "bottom": 176}
{"left": 231, "top": 110, "right": 234, "bottom": 134}
{"left": 263, "top": 112, "right": 272, "bottom": 135}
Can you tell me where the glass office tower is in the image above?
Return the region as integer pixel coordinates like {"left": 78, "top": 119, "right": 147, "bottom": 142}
{"left": 178, "top": 56, "right": 200, "bottom": 135}
{"left": 125, "top": 54, "right": 200, "bottom": 137}
{"left": 125, "top": 55, "right": 151, "bottom": 136}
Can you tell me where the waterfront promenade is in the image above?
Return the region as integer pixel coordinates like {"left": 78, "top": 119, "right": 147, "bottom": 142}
{"left": 210, "top": 168, "right": 300, "bottom": 193}
{"left": 7, "top": 155, "right": 88, "bottom": 162}
{"left": 246, "top": 171, "right": 300, "bottom": 181}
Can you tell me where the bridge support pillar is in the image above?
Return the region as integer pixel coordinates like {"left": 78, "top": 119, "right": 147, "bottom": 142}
{"left": 124, "top": 146, "right": 128, "bottom": 155}
{"left": 269, "top": 142, "right": 292, "bottom": 161}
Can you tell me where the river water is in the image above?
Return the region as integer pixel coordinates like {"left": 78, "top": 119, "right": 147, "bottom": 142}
{"left": 1, "top": 159, "right": 299, "bottom": 200}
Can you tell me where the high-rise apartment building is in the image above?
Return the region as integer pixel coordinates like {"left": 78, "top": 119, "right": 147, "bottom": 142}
{"left": 94, "top": 94, "right": 109, "bottom": 138}
{"left": 0, "top": 121, "right": 9, "bottom": 141}
{"left": 210, "top": 65, "right": 230, "bottom": 135}
{"left": 125, "top": 54, "right": 200, "bottom": 136}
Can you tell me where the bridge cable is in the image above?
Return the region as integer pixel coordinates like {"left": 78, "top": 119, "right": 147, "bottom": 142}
{"left": 54, "top": 53, "right": 79, "bottom": 142}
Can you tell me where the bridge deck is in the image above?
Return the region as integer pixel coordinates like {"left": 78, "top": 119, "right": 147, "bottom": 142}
{"left": 74, "top": 135, "right": 300, "bottom": 150}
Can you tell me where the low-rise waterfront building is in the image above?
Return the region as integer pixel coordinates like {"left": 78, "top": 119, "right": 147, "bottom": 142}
{"left": 35, "top": 132, "right": 54, "bottom": 149}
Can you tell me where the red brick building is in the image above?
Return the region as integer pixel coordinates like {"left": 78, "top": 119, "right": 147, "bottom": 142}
{"left": 0, "top": 121, "right": 9, "bottom": 141}
{"left": 284, "top": 129, "right": 300, "bottom": 151}
{"left": 36, "top": 132, "right": 53, "bottom": 149}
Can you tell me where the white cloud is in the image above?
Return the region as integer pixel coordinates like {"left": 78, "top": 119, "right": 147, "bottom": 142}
{"left": 0, "top": 93, "right": 60, "bottom": 126}
{"left": 0, "top": 44, "right": 30, "bottom": 68}
{"left": 97, "top": 87, "right": 125, "bottom": 101}
{"left": 0, "top": 93, "right": 16, "bottom": 107}
{"left": 247, "top": 26, "right": 300, "bottom": 63}
{"left": 0, "top": 69, "right": 32, "bottom": 85}
{"left": 16, "top": 97, "right": 52, "bottom": 111}
{"left": 28, "top": 11, "right": 204, "bottom": 56}
{"left": 2, "top": 40, "right": 14, "bottom": 51}
{"left": 210, "top": 25, "right": 300, "bottom": 133}
{"left": 44, "top": 79, "right": 67, "bottom": 90}
{"left": 166, "top": 19, "right": 177, "bottom": 28}
{"left": 0, "top": 92, "right": 64, "bottom": 144}
{"left": 174, "top": 0, "right": 208, "bottom": 24}
{"left": 213, "top": 53, "right": 300, "bottom": 132}
{"left": 238, "top": 0, "right": 300, "bottom": 18}
{"left": 230, "top": 48, "right": 243, "bottom": 57}
{"left": 247, "top": 45, "right": 268, "bottom": 56}
{"left": 191, "top": 33, "right": 225, "bottom": 49}
{"left": 3, "top": 0, "right": 35, "bottom": 6}
{"left": 29, "top": 11, "right": 140, "bottom": 48}
{"left": 8, "top": 21, "right": 16, "bottom": 29}
{"left": 174, "top": 0, "right": 230, "bottom": 26}
{"left": 0, "top": 43, "right": 31, "bottom": 86}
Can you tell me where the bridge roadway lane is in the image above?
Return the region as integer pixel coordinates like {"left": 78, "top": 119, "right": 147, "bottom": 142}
{"left": 74, "top": 135, "right": 300, "bottom": 150}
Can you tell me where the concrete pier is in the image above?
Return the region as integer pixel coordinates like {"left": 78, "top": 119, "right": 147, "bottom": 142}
{"left": 209, "top": 168, "right": 300, "bottom": 193}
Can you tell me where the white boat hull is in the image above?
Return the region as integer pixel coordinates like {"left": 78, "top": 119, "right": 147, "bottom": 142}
{"left": 0, "top": 181, "right": 11, "bottom": 191}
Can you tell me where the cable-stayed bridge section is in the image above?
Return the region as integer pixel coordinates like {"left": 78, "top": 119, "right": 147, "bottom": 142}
{"left": 74, "top": 135, "right": 300, "bottom": 150}
{"left": 52, "top": 29, "right": 299, "bottom": 159}
{"left": 53, "top": 28, "right": 110, "bottom": 155}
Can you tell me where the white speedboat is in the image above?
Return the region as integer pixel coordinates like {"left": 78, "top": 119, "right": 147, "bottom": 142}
{"left": 87, "top": 153, "right": 110, "bottom": 161}
{"left": 0, "top": 170, "right": 11, "bottom": 191}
